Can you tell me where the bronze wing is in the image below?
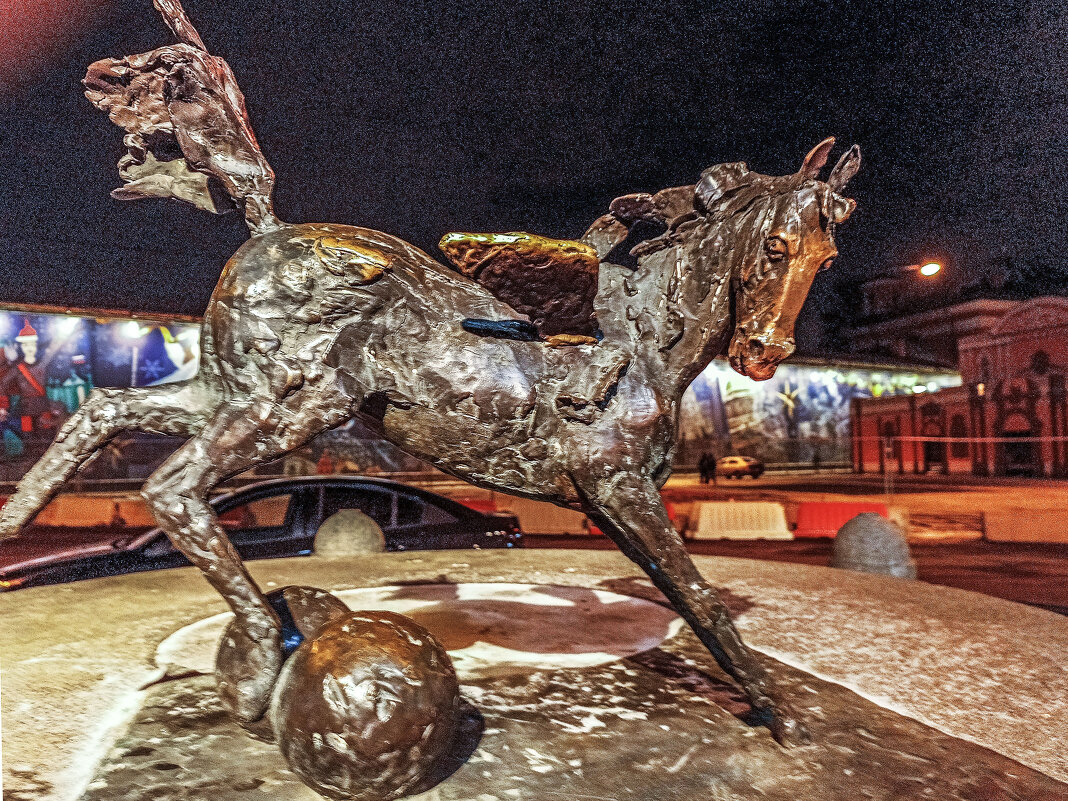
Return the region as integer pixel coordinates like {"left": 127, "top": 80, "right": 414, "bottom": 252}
{"left": 438, "top": 232, "right": 601, "bottom": 341}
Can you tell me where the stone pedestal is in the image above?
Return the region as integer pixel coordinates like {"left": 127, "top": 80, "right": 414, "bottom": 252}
{"left": 3, "top": 550, "right": 1066, "bottom": 800}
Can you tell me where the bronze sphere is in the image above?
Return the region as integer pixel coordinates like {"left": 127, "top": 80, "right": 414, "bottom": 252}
{"left": 271, "top": 610, "right": 461, "bottom": 800}
{"left": 216, "top": 585, "right": 351, "bottom": 738}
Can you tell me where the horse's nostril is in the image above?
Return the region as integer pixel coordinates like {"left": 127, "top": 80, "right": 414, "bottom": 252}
{"left": 747, "top": 338, "right": 765, "bottom": 358}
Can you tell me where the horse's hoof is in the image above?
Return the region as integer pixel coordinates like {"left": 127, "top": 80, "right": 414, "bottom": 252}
{"left": 215, "top": 620, "right": 283, "bottom": 727}
{"left": 216, "top": 585, "right": 350, "bottom": 735}
{"left": 769, "top": 706, "right": 812, "bottom": 748}
{"left": 271, "top": 610, "right": 461, "bottom": 801}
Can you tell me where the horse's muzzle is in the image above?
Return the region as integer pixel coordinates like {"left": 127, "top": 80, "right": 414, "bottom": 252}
{"left": 728, "top": 333, "right": 795, "bottom": 381}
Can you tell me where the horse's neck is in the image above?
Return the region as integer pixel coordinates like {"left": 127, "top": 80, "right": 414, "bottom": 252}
{"left": 599, "top": 223, "right": 733, "bottom": 402}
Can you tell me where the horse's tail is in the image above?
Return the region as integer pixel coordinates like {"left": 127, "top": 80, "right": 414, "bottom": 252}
{"left": 83, "top": 0, "right": 279, "bottom": 235}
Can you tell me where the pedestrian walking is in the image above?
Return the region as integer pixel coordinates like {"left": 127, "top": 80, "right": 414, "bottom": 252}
{"left": 698, "top": 452, "right": 717, "bottom": 484}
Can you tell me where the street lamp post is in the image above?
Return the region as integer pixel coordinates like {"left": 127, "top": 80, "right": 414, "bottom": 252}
{"left": 120, "top": 321, "right": 150, "bottom": 386}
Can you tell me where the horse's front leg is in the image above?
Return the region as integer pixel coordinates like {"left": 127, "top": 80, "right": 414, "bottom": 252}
{"left": 575, "top": 469, "right": 809, "bottom": 746}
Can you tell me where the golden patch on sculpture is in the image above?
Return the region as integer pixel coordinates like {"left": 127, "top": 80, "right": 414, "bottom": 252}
{"left": 440, "top": 231, "right": 601, "bottom": 338}
{"left": 439, "top": 232, "right": 599, "bottom": 277}
{"left": 300, "top": 234, "right": 392, "bottom": 282}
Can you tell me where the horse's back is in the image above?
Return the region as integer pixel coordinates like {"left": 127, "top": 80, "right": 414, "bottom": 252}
{"left": 203, "top": 222, "right": 552, "bottom": 407}
{"left": 212, "top": 222, "right": 514, "bottom": 322}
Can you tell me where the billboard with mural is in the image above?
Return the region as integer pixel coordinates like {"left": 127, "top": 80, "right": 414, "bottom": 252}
{"left": 676, "top": 359, "right": 961, "bottom": 467}
{"left": 0, "top": 309, "right": 200, "bottom": 480}
{"left": 0, "top": 305, "right": 961, "bottom": 479}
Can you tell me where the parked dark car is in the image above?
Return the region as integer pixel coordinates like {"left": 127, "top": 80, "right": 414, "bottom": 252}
{"left": 716, "top": 455, "right": 765, "bottom": 479}
{"left": 0, "top": 476, "right": 522, "bottom": 591}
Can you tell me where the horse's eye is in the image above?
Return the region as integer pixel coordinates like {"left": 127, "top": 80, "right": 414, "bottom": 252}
{"left": 819, "top": 258, "right": 835, "bottom": 273}
{"left": 764, "top": 237, "right": 787, "bottom": 261}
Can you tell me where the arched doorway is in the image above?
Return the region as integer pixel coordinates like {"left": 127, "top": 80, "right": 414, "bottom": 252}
{"left": 1000, "top": 413, "right": 1039, "bottom": 476}
{"left": 879, "top": 420, "right": 902, "bottom": 474}
{"left": 919, "top": 402, "right": 946, "bottom": 474}
{"left": 923, "top": 437, "right": 946, "bottom": 473}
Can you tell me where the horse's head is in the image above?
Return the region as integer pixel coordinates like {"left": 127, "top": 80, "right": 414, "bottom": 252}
{"left": 695, "top": 138, "right": 860, "bottom": 380}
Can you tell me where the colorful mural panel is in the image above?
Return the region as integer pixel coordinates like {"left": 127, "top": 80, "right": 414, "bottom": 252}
{"left": 0, "top": 305, "right": 960, "bottom": 478}
{"left": 0, "top": 309, "right": 200, "bottom": 478}
{"left": 677, "top": 359, "right": 961, "bottom": 467}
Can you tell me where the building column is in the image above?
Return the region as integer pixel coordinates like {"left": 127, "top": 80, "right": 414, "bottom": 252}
{"left": 908, "top": 396, "right": 920, "bottom": 474}
{"left": 969, "top": 385, "right": 989, "bottom": 477}
{"left": 1051, "top": 375, "right": 1066, "bottom": 478}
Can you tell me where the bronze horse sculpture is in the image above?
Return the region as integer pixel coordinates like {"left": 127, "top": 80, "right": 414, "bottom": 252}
{"left": 0, "top": 0, "right": 859, "bottom": 751}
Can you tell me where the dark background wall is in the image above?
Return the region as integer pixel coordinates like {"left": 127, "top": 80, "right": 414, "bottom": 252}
{"left": 2, "top": 0, "right": 1067, "bottom": 350}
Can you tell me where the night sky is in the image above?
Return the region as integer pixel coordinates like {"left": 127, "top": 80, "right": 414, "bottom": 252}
{"left": 2, "top": 0, "right": 1067, "bottom": 351}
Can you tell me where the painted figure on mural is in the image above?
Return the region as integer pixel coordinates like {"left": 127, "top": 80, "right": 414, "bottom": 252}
{"left": 0, "top": 315, "right": 93, "bottom": 466}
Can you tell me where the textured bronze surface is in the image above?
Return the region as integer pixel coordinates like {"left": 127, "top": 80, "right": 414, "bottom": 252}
{"left": 439, "top": 231, "right": 600, "bottom": 337}
{"left": 0, "top": 0, "right": 860, "bottom": 758}
{"left": 215, "top": 585, "right": 351, "bottom": 738}
{"left": 271, "top": 611, "right": 461, "bottom": 800}
{"left": 79, "top": 613, "right": 1068, "bottom": 801}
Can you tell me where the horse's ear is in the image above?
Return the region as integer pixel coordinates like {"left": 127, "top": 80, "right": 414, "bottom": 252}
{"left": 827, "top": 144, "right": 861, "bottom": 192}
{"left": 823, "top": 192, "right": 857, "bottom": 224}
{"left": 695, "top": 162, "right": 750, "bottom": 212}
{"left": 799, "top": 137, "right": 836, "bottom": 179}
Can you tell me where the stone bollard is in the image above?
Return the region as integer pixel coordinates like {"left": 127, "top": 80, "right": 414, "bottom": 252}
{"left": 831, "top": 512, "right": 916, "bottom": 579}
{"left": 314, "top": 509, "right": 386, "bottom": 556}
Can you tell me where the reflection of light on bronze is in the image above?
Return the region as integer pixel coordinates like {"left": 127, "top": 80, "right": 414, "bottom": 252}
{"left": 919, "top": 261, "right": 942, "bottom": 277}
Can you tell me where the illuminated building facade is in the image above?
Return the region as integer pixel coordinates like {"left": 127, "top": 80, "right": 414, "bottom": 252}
{"left": 851, "top": 296, "right": 1068, "bottom": 477}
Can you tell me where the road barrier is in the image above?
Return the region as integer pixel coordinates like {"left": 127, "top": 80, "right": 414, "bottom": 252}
{"left": 491, "top": 496, "right": 592, "bottom": 535}
{"left": 689, "top": 501, "right": 792, "bottom": 540}
{"left": 794, "top": 501, "right": 890, "bottom": 539}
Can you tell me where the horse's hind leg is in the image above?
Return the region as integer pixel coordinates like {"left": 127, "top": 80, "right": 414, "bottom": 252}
{"left": 0, "top": 382, "right": 214, "bottom": 539}
{"left": 141, "top": 394, "right": 349, "bottom": 724}
{"left": 576, "top": 470, "right": 808, "bottom": 747}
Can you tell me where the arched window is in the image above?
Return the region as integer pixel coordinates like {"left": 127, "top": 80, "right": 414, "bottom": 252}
{"left": 950, "top": 414, "right": 968, "bottom": 457}
{"left": 1031, "top": 350, "right": 1051, "bottom": 375}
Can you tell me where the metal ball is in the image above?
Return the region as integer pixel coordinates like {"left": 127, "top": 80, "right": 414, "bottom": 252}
{"left": 216, "top": 585, "right": 351, "bottom": 739}
{"left": 270, "top": 610, "right": 461, "bottom": 801}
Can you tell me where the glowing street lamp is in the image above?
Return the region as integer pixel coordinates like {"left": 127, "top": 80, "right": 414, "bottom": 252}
{"left": 899, "top": 261, "right": 943, "bottom": 278}
{"left": 862, "top": 259, "right": 948, "bottom": 318}
{"left": 121, "top": 321, "right": 150, "bottom": 340}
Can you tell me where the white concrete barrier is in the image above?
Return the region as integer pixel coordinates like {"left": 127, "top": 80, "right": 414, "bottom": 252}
{"left": 689, "top": 501, "right": 792, "bottom": 540}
